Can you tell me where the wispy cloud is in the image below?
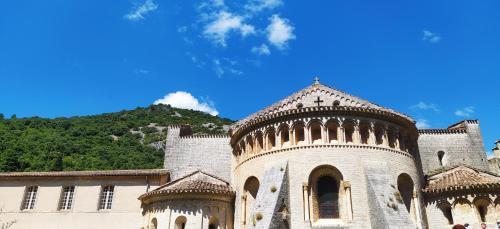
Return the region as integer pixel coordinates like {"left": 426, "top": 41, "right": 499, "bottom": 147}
{"left": 154, "top": 91, "right": 219, "bottom": 116}
{"left": 124, "top": 0, "right": 158, "bottom": 21}
{"left": 410, "top": 101, "right": 439, "bottom": 112}
{"left": 133, "top": 69, "right": 149, "bottom": 75}
{"left": 251, "top": 44, "right": 271, "bottom": 56}
{"left": 455, "top": 106, "right": 475, "bottom": 117}
{"left": 416, "top": 119, "right": 430, "bottom": 129}
{"left": 213, "top": 59, "right": 224, "bottom": 77}
{"left": 203, "top": 11, "right": 255, "bottom": 46}
{"left": 267, "top": 14, "right": 295, "bottom": 49}
{"left": 422, "top": 30, "right": 441, "bottom": 43}
{"left": 245, "top": 0, "right": 283, "bottom": 13}
{"left": 212, "top": 58, "right": 242, "bottom": 77}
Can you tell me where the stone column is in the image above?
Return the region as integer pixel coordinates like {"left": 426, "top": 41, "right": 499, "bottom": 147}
{"left": 344, "top": 181, "right": 353, "bottom": 221}
{"left": 241, "top": 194, "right": 247, "bottom": 225}
{"left": 275, "top": 130, "right": 279, "bottom": 149}
{"left": 321, "top": 125, "right": 327, "bottom": 144}
{"left": 394, "top": 128, "right": 400, "bottom": 149}
{"left": 338, "top": 121, "right": 345, "bottom": 143}
{"left": 304, "top": 125, "right": 310, "bottom": 145}
{"left": 302, "top": 183, "right": 310, "bottom": 222}
{"left": 413, "top": 190, "right": 422, "bottom": 229}
{"left": 354, "top": 123, "right": 361, "bottom": 144}
{"left": 368, "top": 122, "right": 376, "bottom": 145}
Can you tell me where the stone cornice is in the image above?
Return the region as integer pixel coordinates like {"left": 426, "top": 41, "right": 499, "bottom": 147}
{"left": 230, "top": 106, "right": 416, "bottom": 145}
{"left": 140, "top": 192, "right": 234, "bottom": 205}
{"left": 234, "top": 143, "right": 414, "bottom": 169}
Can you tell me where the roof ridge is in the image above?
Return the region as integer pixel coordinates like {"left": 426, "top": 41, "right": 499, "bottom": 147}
{"left": 0, "top": 169, "right": 169, "bottom": 177}
{"left": 231, "top": 81, "right": 413, "bottom": 132}
{"left": 150, "top": 170, "right": 230, "bottom": 192}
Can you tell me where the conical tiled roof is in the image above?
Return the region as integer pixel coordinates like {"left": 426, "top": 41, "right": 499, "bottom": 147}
{"left": 423, "top": 165, "right": 500, "bottom": 193}
{"left": 231, "top": 80, "right": 412, "bottom": 131}
{"left": 138, "top": 170, "right": 234, "bottom": 200}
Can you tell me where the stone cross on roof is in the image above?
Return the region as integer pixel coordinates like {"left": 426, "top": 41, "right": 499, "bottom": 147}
{"left": 313, "top": 76, "right": 320, "bottom": 85}
{"left": 314, "top": 96, "right": 324, "bottom": 107}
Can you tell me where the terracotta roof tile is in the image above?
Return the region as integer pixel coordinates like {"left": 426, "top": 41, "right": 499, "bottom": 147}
{"left": 423, "top": 165, "right": 500, "bottom": 193}
{"left": 230, "top": 82, "right": 413, "bottom": 133}
{"left": 139, "top": 170, "right": 234, "bottom": 200}
{"left": 0, "top": 169, "right": 168, "bottom": 178}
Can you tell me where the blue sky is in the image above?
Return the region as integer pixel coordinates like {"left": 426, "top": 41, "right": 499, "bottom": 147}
{"left": 0, "top": 0, "right": 499, "bottom": 153}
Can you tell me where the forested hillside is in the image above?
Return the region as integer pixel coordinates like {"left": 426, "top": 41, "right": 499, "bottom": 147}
{"left": 0, "top": 104, "right": 232, "bottom": 172}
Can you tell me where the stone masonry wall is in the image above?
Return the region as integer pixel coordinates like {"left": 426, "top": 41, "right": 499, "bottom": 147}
{"left": 418, "top": 122, "right": 489, "bottom": 174}
{"left": 164, "top": 126, "right": 233, "bottom": 182}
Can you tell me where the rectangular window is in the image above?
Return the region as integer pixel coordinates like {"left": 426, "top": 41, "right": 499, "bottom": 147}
{"left": 99, "top": 185, "right": 114, "bottom": 210}
{"left": 59, "top": 186, "right": 75, "bottom": 210}
{"left": 21, "top": 186, "right": 38, "bottom": 210}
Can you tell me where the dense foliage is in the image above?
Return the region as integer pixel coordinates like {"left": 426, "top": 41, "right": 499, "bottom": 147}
{"left": 0, "top": 105, "right": 232, "bottom": 172}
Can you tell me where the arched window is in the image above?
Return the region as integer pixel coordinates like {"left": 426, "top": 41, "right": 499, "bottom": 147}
{"left": 293, "top": 123, "right": 305, "bottom": 145}
{"left": 208, "top": 216, "right": 219, "bottom": 229}
{"left": 266, "top": 129, "right": 276, "bottom": 150}
{"left": 397, "top": 173, "right": 414, "bottom": 214}
{"left": 359, "top": 122, "right": 370, "bottom": 144}
{"left": 254, "top": 132, "right": 263, "bottom": 154}
{"left": 437, "top": 151, "right": 445, "bottom": 166}
{"left": 453, "top": 198, "right": 473, "bottom": 224}
{"left": 279, "top": 126, "right": 290, "bottom": 147}
{"left": 246, "top": 136, "right": 254, "bottom": 154}
{"left": 308, "top": 165, "right": 343, "bottom": 221}
{"left": 474, "top": 197, "right": 494, "bottom": 223}
{"left": 437, "top": 202, "right": 454, "bottom": 225}
{"left": 151, "top": 218, "right": 158, "bottom": 229}
{"left": 175, "top": 216, "right": 187, "bottom": 229}
{"left": 326, "top": 121, "right": 338, "bottom": 143}
{"left": 239, "top": 141, "right": 246, "bottom": 155}
{"left": 387, "top": 128, "right": 396, "bottom": 148}
{"left": 317, "top": 176, "right": 339, "bottom": 218}
{"left": 343, "top": 121, "right": 354, "bottom": 144}
{"left": 375, "top": 125, "right": 384, "bottom": 145}
{"left": 243, "top": 176, "right": 260, "bottom": 225}
{"left": 310, "top": 122, "right": 322, "bottom": 144}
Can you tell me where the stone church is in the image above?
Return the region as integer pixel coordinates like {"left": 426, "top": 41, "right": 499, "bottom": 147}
{"left": 1, "top": 79, "right": 499, "bottom": 229}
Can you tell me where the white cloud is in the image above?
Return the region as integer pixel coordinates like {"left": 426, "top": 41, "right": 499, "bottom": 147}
{"left": 212, "top": 58, "right": 242, "bottom": 77}
{"left": 203, "top": 11, "right": 256, "bottom": 46}
{"left": 455, "top": 106, "right": 475, "bottom": 117}
{"left": 416, "top": 119, "right": 430, "bottom": 129}
{"left": 124, "top": 0, "right": 158, "bottom": 21}
{"left": 251, "top": 44, "right": 271, "bottom": 55}
{"left": 266, "top": 14, "right": 295, "bottom": 49}
{"left": 410, "top": 101, "right": 439, "bottom": 112}
{"left": 177, "top": 26, "right": 188, "bottom": 33}
{"left": 245, "top": 0, "right": 283, "bottom": 13}
{"left": 422, "top": 30, "right": 441, "bottom": 43}
{"left": 154, "top": 91, "right": 219, "bottom": 116}
{"left": 213, "top": 59, "right": 224, "bottom": 77}
{"left": 133, "top": 69, "right": 149, "bottom": 75}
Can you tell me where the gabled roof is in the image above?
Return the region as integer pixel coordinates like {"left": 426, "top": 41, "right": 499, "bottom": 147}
{"left": 138, "top": 170, "right": 234, "bottom": 200}
{"left": 231, "top": 80, "right": 412, "bottom": 131}
{"left": 423, "top": 165, "right": 500, "bottom": 193}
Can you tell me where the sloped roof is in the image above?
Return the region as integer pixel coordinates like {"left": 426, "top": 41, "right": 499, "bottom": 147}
{"left": 0, "top": 169, "right": 168, "bottom": 178}
{"left": 231, "top": 80, "right": 412, "bottom": 131}
{"left": 423, "top": 165, "right": 500, "bottom": 193}
{"left": 138, "top": 170, "right": 234, "bottom": 200}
